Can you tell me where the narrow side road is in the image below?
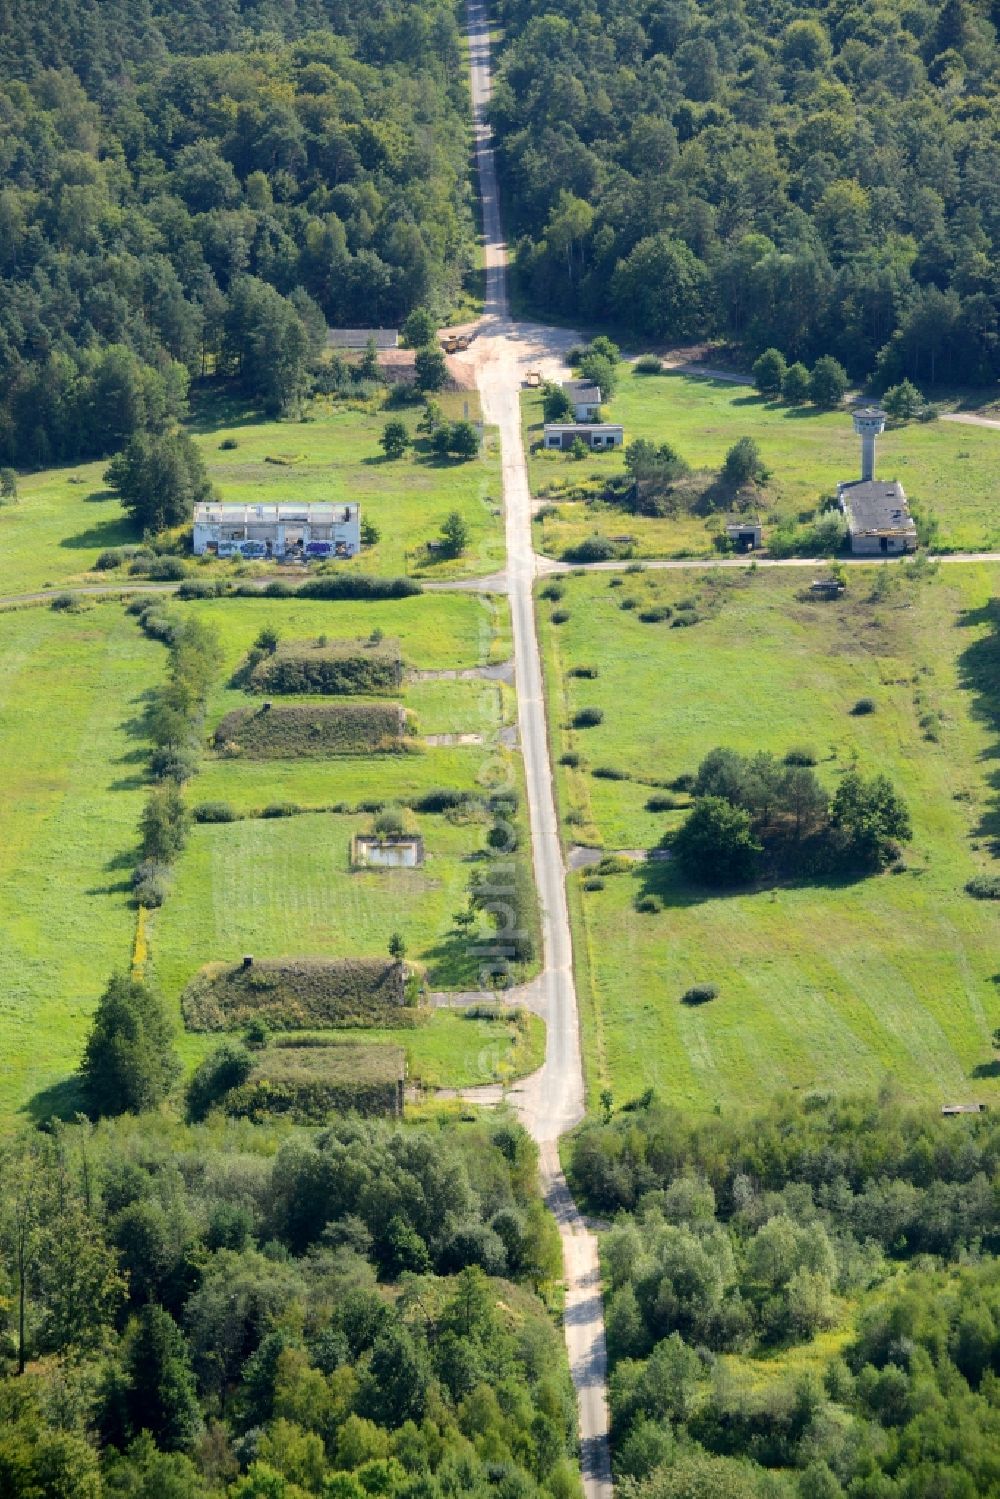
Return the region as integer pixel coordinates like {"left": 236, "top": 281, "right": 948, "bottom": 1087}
{"left": 463, "top": 3, "right": 614, "bottom": 1494}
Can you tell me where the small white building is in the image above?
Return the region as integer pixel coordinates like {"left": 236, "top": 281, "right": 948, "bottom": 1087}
{"left": 192, "top": 503, "right": 361, "bottom": 560}
{"left": 562, "top": 380, "right": 602, "bottom": 421}
{"left": 543, "top": 423, "right": 623, "bottom": 452}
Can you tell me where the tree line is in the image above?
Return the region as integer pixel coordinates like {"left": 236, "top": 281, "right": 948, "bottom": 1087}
{"left": 0, "top": 0, "right": 475, "bottom": 468}
{"left": 491, "top": 0, "right": 1000, "bottom": 388}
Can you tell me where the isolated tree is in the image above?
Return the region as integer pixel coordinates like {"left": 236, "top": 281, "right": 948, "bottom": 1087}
{"left": 752, "top": 348, "right": 786, "bottom": 397}
{"left": 440, "top": 510, "right": 470, "bottom": 556}
{"left": 105, "top": 431, "right": 214, "bottom": 534}
{"left": 722, "top": 437, "right": 764, "bottom": 486}
{"left": 81, "top": 974, "right": 180, "bottom": 1117}
{"left": 361, "top": 517, "right": 381, "bottom": 547}
{"left": 626, "top": 438, "right": 688, "bottom": 485}
{"left": 402, "top": 308, "right": 437, "bottom": 348}
{"left": 809, "top": 356, "right": 849, "bottom": 408}
{"left": 448, "top": 420, "right": 480, "bottom": 459}
{"left": 672, "top": 796, "right": 762, "bottom": 885}
{"left": 380, "top": 420, "right": 410, "bottom": 459}
{"left": 414, "top": 345, "right": 447, "bottom": 392}
{"left": 0, "top": 467, "right": 17, "bottom": 499}
{"left": 388, "top": 932, "right": 407, "bottom": 962}
{"left": 543, "top": 382, "right": 574, "bottom": 422}
{"left": 882, "top": 379, "right": 924, "bottom": 419}
{"left": 781, "top": 361, "right": 811, "bottom": 404}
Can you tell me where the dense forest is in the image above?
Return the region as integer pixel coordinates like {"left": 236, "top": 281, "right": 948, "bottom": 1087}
{"left": 0, "top": 1112, "right": 581, "bottom": 1498}
{"left": 0, "top": 0, "right": 475, "bottom": 467}
{"left": 491, "top": 0, "right": 1000, "bottom": 387}
{"left": 572, "top": 1089, "right": 1000, "bottom": 1496}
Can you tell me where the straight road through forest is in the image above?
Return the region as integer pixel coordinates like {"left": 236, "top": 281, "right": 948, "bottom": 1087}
{"left": 462, "top": 3, "right": 614, "bottom": 1494}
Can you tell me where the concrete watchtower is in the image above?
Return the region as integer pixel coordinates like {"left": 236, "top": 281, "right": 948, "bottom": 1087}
{"left": 853, "top": 406, "right": 887, "bottom": 482}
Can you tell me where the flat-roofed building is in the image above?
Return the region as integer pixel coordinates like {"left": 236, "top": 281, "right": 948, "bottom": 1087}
{"left": 543, "top": 423, "right": 623, "bottom": 451}
{"left": 838, "top": 480, "right": 917, "bottom": 554}
{"left": 326, "top": 328, "right": 399, "bottom": 350}
{"left": 192, "top": 502, "right": 361, "bottom": 560}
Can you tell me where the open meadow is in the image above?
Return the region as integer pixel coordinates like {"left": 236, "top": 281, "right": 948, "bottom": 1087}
{"left": 526, "top": 369, "right": 1000, "bottom": 558}
{"left": 0, "top": 602, "right": 161, "bottom": 1120}
{"left": 540, "top": 563, "right": 1000, "bottom": 1110}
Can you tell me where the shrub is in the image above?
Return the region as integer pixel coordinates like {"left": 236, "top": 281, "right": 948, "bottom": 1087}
{"left": 194, "top": 801, "right": 236, "bottom": 823}
{"left": 50, "top": 592, "right": 78, "bottom": 611}
{"left": 609, "top": 577, "right": 623, "bottom": 588}
{"left": 634, "top": 355, "right": 663, "bottom": 374}
{"left": 646, "top": 793, "right": 678, "bottom": 811}
{"left": 374, "top": 807, "right": 406, "bottom": 837}
{"left": 95, "top": 548, "right": 123, "bottom": 570}
{"left": 619, "top": 597, "right": 637, "bottom": 610}
{"left": 635, "top": 893, "right": 662, "bottom": 913}
{"left": 784, "top": 746, "right": 817, "bottom": 766}
{"left": 186, "top": 1042, "right": 253, "bottom": 1121}
{"left": 965, "top": 875, "right": 1000, "bottom": 899}
{"left": 541, "top": 582, "right": 565, "bottom": 601}
{"left": 147, "top": 556, "right": 188, "bottom": 582}
{"left": 851, "top": 696, "right": 876, "bottom": 715}
{"left": 583, "top": 876, "right": 606, "bottom": 891}
{"left": 248, "top": 640, "right": 403, "bottom": 696}
{"left": 597, "top": 855, "right": 636, "bottom": 874}
{"left": 639, "top": 606, "right": 672, "bottom": 623}
{"left": 219, "top": 436, "right": 238, "bottom": 450}
{"left": 132, "top": 861, "right": 169, "bottom": 908}
{"left": 560, "top": 752, "right": 580, "bottom": 767}
{"left": 261, "top": 802, "right": 301, "bottom": 818}
{"left": 551, "top": 609, "right": 570, "bottom": 624}
{"left": 671, "top": 609, "right": 702, "bottom": 627}
{"left": 564, "top": 535, "right": 617, "bottom": 563}
{"left": 671, "top": 773, "right": 695, "bottom": 792}
{"left": 412, "top": 788, "right": 470, "bottom": 813}
{"left": 296, "top": 575, "right": 421, "bottom": 601}
{"left": 681, "top": 984, "right": 718, "bottom": 1005}
{"left": 569, "top": 665, "right": 599, "bottom": 678}
{"left": 573, "top": 707, "right": 604, "bottom": 728}
{"left": 592, "top": 766, "right": 628, "bottom": 780}
{"left": 175, "top": 579, "right": 218, "bottom": 599}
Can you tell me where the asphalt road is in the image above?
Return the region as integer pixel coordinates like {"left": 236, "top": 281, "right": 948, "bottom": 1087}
{"left": 463, "top": 3, "right": 613, "bottom": 1494}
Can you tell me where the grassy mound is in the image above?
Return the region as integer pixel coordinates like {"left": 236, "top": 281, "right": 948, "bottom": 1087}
{"left": 182, "top": 958, "right": 410, "bottom": 1030}
{"left": 248, "top": 639, "right": 404, "bottom": 695}
{"left": 223, "top": 1040, "right": 406, "bottom": 1121}
{"left": 213, "top": 702, "right": 407, "bottom": 757}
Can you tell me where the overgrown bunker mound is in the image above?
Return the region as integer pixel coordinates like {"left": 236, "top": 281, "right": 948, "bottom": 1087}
{"left": 223, "top": 1040, "right": 406, "bottom": 1121}
{"left": 213, "top": 702, "right": 408, "bottom": 757}
{"left": 182, "top": 957, "right": 411, "bottom": 1030}
{"left": 248, "top": 639, "right": 404, "bottom": 695}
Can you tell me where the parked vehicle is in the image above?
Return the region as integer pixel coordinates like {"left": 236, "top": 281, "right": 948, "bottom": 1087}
{"left": 305, "top": 541, "right": 333, "bottom": 558}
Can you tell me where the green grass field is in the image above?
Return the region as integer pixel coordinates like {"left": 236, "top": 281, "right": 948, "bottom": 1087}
{"left": 540, "top": 564, "right": 1000, "bottom": 1110}
{"left": 0, "top": 602, "right": 161, "bottom": 1121}
{"left": 526, "top": 370, "right": 1000, "bottom": 557}
{"left": 0, "top": 385, "right": 502, "bottom": 596}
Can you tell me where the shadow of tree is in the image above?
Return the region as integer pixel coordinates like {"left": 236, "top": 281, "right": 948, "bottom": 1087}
{"left": 23, "top": 1074, "right": 86, "bottom": 1128}
{"left": 59, "top": 517, "right": 135, "bottom": 550}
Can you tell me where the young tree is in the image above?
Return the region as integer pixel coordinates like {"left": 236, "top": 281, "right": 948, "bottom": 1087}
{"left": 414, "top": 345, "right": 447, "bottom": 392}
{"left": 781, "top": 361, "right": 811, "bottom": 404}
{"left": 186, "top": 1041, "right": 253, "bottom": 1122}
{"left": 141, "top": 783, "right": 189, "bottom": 862}
{"left": 672, "top": 796, "right": 762, "bottom": 885}
{"left": 579, "top": 350, "right": 617, "bottom": 400}
{"left": 380, "top": 419, "right": 410, "bottom": 459}
{"left": 752, "top": 348, "right": 787, "bottom": 397}
{"left": 358, "top": 338, "right": 381, "bottom": 383}
{"left": 361, "top": 517, "right": 381, "bottom": 547}
{"left": 625, "top": 438, "right": 688, "bottom": 484}
{"left": 81, "top": 974, "right": 180, "bottom": 1117}
{"left": 439, "top": 510, "right": 470, "bottom": 556}
{"left": 104, "top": 431, "right": 214, "bottom": 534}
{"left": 0, "top": 467, "right": 17, "bottom": 500}
{"left": 722, "top": 436, "right": 764, "bottom": 486}
{"left": 882, "top": 379, "right": 924, "bottom": 420}
{"left": 448, "top": 420, "right": 480, "bottom": 459}
{"left": 418, "top": 399, "right": 443, "bottom": 434}
{"left": 402, "top": 308, "right": 437, "bottom": 348}
{"left": 809, "top": 356, "right": 849, "bottom": 408}
{"left": 388, "top": 932, "right": 407, "bottom": 962}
